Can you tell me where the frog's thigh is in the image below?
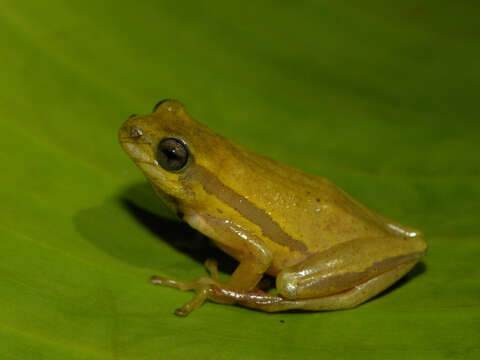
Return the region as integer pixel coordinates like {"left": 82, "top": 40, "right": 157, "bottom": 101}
{"left": 277, "top": 236, "right": 425, "bottom": 300}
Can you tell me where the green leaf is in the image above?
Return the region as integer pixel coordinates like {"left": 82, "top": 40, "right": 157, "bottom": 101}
{"left": 1, "top": 1, "right": 479, "bottom": 359}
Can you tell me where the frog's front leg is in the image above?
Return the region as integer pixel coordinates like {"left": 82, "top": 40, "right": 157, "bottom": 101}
{"left": 151, "top": 215, "right": 273, "bottom": 316}
{"left": 151, "top": 258, "right": 224, "bottom": 316}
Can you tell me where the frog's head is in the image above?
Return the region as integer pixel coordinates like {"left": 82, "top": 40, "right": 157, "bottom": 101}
{"left": 118, "top": 99, "right": 231, "bottom": 213}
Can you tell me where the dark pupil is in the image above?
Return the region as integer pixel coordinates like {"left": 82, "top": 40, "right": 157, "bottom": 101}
{"left": 157, "top": 138, "right": 189, "bottom": 171}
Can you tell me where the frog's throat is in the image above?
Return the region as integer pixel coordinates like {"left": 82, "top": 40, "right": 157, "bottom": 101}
{"left": 183, "top": 164, "right": 308, "bottom": 253}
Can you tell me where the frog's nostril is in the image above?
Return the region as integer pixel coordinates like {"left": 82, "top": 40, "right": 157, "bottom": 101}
{"left": 130, "top": 126, "right": 143, "bottom": 138}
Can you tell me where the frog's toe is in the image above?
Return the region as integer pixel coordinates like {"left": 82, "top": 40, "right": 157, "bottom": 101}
{"left": 174, "top": 308, "right": 189, "bottom": 317}
{"left": 150, "top": 274, "right": 220, "bottom": 291}
{"left": 174, "top": 286, "right": 211, "bottom": 316}
{"left": 204, "top": 258, "right": 220, "bottom": 280}
{"left": 150, "top": 275, "right": 175, "bottom": 286}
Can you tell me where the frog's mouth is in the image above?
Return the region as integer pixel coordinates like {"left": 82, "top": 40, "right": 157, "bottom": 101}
{"left": 119, "top": 139, "right": 152, "bottom": 165}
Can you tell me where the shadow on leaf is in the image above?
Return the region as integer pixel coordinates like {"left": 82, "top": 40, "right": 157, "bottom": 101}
{"left": 74, "top": 182, "right": 237, "bottom": 275}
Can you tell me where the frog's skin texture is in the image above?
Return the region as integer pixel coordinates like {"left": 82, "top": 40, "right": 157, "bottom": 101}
{"left": 118, "top": 100, "right": 427, "bottom": 316}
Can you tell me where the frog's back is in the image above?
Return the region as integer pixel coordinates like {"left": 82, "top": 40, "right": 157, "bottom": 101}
{"left": 214, "top": 139, "right": 396, "bottom": 269}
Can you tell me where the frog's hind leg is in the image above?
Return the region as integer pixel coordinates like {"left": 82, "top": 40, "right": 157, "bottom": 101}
{"left": 209, "top": 259, "right": 418, "bottom": 312}
{"left": 207, "top": 234, "right": 426, "bottom": 312}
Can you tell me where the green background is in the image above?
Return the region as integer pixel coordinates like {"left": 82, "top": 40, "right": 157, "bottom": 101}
{"left": 1, "top": 1, "right": 479, "bottom": 359}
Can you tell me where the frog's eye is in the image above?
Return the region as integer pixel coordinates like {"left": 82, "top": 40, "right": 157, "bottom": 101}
{"left": 153, "top": 99, "right": 171, "bottom": 112}
{"left": 156, "top": 138, "right": 190, "bottom": 172}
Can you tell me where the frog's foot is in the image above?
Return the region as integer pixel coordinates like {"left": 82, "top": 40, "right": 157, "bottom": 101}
{"left": 150, "top": 259, "right": 223, "bottom": 316}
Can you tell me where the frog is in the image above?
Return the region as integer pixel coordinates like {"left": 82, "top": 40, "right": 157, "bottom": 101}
{"left": 118, "top": 99, "right": 427, "bottom": 316}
